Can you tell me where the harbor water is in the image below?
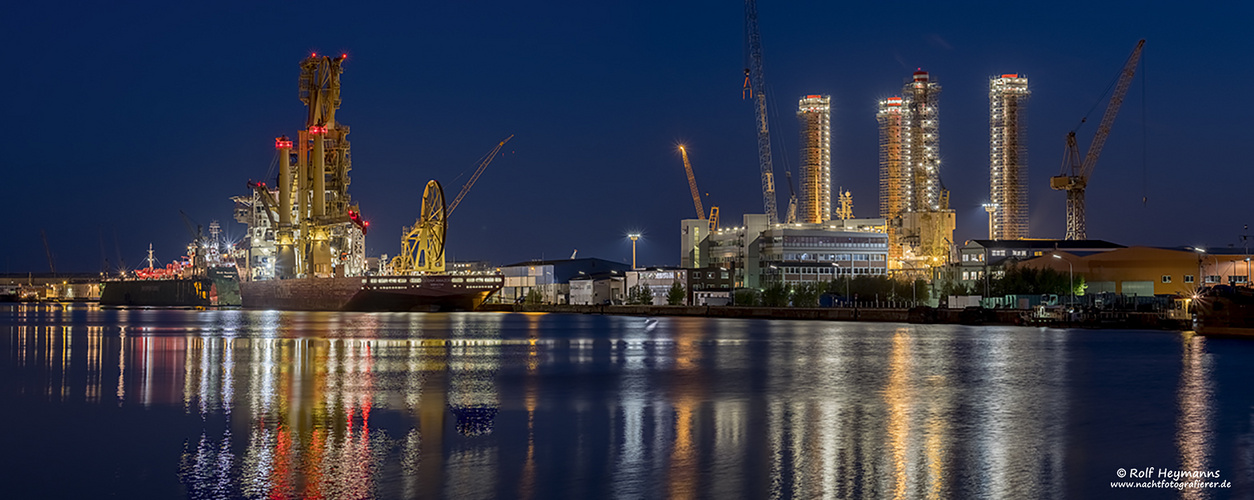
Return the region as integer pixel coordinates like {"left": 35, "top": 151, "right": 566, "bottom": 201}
{"left": 1, "top": 303, "right": 1252, "bottom": 498}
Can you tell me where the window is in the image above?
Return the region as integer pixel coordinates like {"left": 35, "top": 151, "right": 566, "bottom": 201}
{"left": 963, "top": 254, "right": 970, "bottom": 262}
{"left": 962, "top": 271, "right": 970, "bottom": 280}
{"left": 1230, "top": 276, "right": 1249, "bottom": 284}
{"left": 1161, "top": 275, "right": 1172, "bottom": 283}
{"left": 1205, "top": 275, "right": 1221, "bottom": 284}
{"left": 1185, "top": 275, "right": 1195, "bottom": 283}
{"left": 1034, "top": 251, "right": 1043, "bottom": 256}
{"left": 991, "top": 249, "right": 1006, "bottom": 257}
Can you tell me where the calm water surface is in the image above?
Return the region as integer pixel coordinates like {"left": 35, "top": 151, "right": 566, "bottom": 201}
{"left": 1, "top": 303, "right": 1252, "bottom": 499}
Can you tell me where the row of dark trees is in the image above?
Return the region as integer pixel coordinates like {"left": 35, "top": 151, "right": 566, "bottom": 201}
{"left": 939, "top": 265, "right": 1085, "bottom": 297}
{"left": 734, "top": 276, "right": 931, "bottom": 307}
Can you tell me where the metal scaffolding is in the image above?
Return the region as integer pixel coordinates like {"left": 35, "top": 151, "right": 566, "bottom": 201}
{"left": 796, "top": 95, "right": 832, "bottom": 224}
{"left": 877, "top": 96, "right": 909, "bottom": 219}
{"left": 990, "top": 74, "right": 1030, "bottom": 240}
{"left": 905, "top": 71, "right": 941, "bottom": 212}
{"left": 878, "top": 71, "right": 954, "bottom": 270}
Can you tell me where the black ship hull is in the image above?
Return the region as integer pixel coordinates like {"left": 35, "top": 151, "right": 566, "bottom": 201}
{"left": 100, "top": 268, "right": 242, "bottom": 307}
{"left": 240, "top": 274, "right": 503, "bottom": 312}
{"left": 1195, "top": 285, "right": 1254, "bottom": 337}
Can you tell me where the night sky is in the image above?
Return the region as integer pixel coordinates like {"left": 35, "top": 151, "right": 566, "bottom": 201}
{"left": 5, "top": 1, "right": 1252, "bottom": 273}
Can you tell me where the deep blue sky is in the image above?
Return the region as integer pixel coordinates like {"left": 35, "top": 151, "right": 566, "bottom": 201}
{"left": 4, "top": 1, "right": 1252, "bottom": 273}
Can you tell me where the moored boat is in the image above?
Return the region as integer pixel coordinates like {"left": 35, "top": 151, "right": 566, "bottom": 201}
{"left": 1193, "top": 285, "right": 1254, "bottom": 337}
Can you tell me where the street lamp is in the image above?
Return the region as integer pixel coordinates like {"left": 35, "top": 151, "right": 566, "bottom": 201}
{"left": 627, "top": 233, "right": 641, "bottom": 269}
{"left": 833, "top": 262, "right": 850, "bottom": 300}
{"left": 1053, "top": 254, "right": 1073, "bottom": 308}
{"left": 1192, "top": 247, "right": 1206, "bottom": 287}
{"left": 982, "top": 203, "right": 998, "bottom": 240}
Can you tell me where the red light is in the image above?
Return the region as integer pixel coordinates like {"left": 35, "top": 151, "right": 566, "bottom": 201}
{"left": 311, "top": 52, "right": 317, "bottom": 57}
{"left": 341, "top": 53, "right": 347, "bottom": 59}
{"left": 310, "top": 125, "right": 327, "bottom": 134}
{"left": 364, "top": 221, "right": 370, "bottom": 226}
{"left": 275, "top": 138, "right": 293, "bottom": 149}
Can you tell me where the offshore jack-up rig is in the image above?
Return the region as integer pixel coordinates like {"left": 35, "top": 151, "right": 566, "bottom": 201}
{"left": 234, "top": 53, "right": 503, "bottom": 311}
{"left": 236, "top": 53, "right": 367, "bottom": 280}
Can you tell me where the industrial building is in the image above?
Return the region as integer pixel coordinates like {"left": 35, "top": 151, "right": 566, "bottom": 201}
{"left": 758, "top": 228, "right": 889, "bottom": 287}
{"left": 876, "top": 70, "right": 955, "bottom": 272}
{"left": 626, "top": 268, "right": 689, "bottom": 305}
{"left": 989, "top": 74, "right": 1031, "bottom": 240}
{"left": 498, "top": 258, "right": 630, "bottom": 304}
{"left": 682, "top": 213, "right": 887, "bottom": 290}
{"left": 569, "top": 272, "right": 625, "bottom": 305}
{"left": 1018, "top": 246, "right": 1254, "bottom": 297}
{"left": 954, "top": 239, "right": 1124, "bottom": 293}
{"left": 797, "top": 95, "right": 832, "bottom": 224}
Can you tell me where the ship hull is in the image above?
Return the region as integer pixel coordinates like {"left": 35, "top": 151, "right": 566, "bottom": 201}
{"left": 240, "top": 274, "right": 502, "bottom": 312}
{"left": 1195, "top": 285, "right": 1254, "bottom": 337}
{"left": 100, "top": 268, "right": 241, "bottom": 307}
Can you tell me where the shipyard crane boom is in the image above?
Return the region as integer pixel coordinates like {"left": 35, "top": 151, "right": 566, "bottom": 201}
{"left": 678, "top": 145, "right": 705, "bottom": 220}
{"left": 1051, "top": 39, "right": 1144, "bottom": 240}
{"left": 247, "top": 181, "right": 280, "bottom": 228}
{"left": 446, "top": 135, "right": 513, "bottom": 218}
{"left": 784, "top": 170, "right": 798, "bottom": 224}
{"left": 40, "top": 229, "right": 56, "bottom": 276}
{"left": 744, "top": 0, "right": 778, "bottom": 224}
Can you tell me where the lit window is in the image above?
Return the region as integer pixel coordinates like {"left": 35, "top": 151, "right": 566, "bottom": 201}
{"left": 1161, "top": 275, "right": 1171, "bottom": 283}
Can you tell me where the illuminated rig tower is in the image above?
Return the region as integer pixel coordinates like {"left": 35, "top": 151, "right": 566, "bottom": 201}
{"left": 235, "top": 53, "right": 368, "bottom": 280}
{"left": 796, "top": 95, "right": 831, "bottom": 224}
{"left": 877, "top": 70, "right": 955, "bottom": 270}
{"left": 989, "top": 74, "right": 1030, "bottom": 240}
{"left": 877, "top": 96, "right": 909, "bottom": 263}
{"left": 905, "top": 70, "right": 941, "bottom": 211}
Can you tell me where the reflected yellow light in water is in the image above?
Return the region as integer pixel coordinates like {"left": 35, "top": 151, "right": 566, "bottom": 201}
{"left": 1177, "top": 333, "right": 1212, "bottom": 500}
{"left": 885, "top": 328, "right": 912, "bottom": 500}
{"left": 668, "top": 393, "right": 698, "bottom": 500}
{"left": 924, "top": 375, "right": 947, "bottom": 500}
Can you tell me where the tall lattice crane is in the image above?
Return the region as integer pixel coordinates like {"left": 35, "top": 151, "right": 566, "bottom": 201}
{"left": 1051, "top": 39, "right": 1144, "bottom": 240}
{"left": 744, "top": 0, "right": 778, "bottom": 224}
{"left": 679, "top": 145, "right": 720, "bottom": 230}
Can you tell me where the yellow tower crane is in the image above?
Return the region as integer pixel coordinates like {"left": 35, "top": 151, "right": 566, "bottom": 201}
{"left": 678, "top": 145, "right": 719, "bottom": 231}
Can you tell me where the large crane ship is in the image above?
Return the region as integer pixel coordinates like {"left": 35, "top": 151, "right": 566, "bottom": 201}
{"left": 233, "top": 53, "right": 503, "bottom": 312}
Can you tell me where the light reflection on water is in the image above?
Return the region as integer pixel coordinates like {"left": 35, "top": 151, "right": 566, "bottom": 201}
{"left": 1, "top": 303, "right": 1251, "bottom": 498}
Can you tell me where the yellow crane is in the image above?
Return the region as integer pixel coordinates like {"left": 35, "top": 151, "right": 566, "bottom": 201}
{"left": 678, "top": 145, "right": 719, "bottom": 230}
{"left": 392, "top": 135, "right": 512, "bottom": 274}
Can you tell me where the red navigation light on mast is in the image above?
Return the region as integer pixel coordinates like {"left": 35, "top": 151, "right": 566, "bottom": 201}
{"left": 275, "top": 137, "right": 293, "bottom": 149}
{"left": 309, "top": 125, "right": 327, "bottom": 134}
{"left": 348, "top": 209, "right": 368, "bottom": 235}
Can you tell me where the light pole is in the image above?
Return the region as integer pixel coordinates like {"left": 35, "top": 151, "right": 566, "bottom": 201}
{"left": 834, "top": 262, "right": 850, "bottom": 300}
{"left": 1053, "top": 254, "right": 1073, "bottom": 308}
{"left": 1192, "top": 247, "right": 1206, "bottom": 287}
{"left": 627, "top": 233, "right": 641, "bottom": 269}
{"left": 982, "top": 202, "right": 998, "bottom": 240}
